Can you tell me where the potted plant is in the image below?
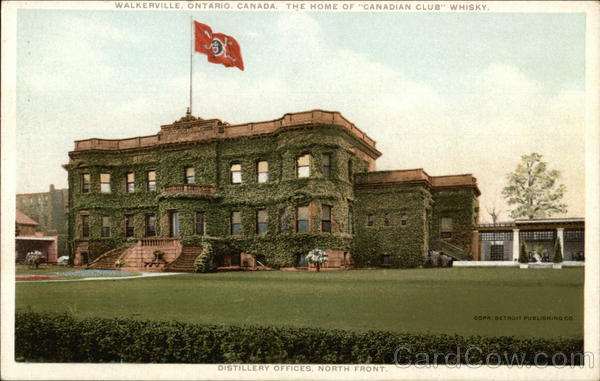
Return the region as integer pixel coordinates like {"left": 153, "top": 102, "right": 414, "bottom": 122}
{"left": 518, "top": 242, "right": 528, "bottom": 269}
{"left": 306, "top": 248, "right": 328, "bottom": 272}
{"left": 552, "top": 238, "right": 563, "bottom": 269}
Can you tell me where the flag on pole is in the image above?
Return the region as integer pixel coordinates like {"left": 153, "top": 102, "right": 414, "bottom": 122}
{"left": 194, "top": 21, "right": 244, "bottom": 71}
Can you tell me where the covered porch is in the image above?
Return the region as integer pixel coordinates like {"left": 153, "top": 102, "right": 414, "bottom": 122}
{"left": 15, "top": 235, "right": 58, "bottom": 264}
{"left": 478, "top": 218, "right": 584, "bottom": 262}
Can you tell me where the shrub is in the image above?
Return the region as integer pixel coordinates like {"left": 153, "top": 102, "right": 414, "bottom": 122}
{"left": 553, "top": 238, "right": 563, "bottom": 263}
{"left": 518, "top": 242, "right": 528, "bottom": 264}
{"left": 15, "top": 311, "right": 583, "bottom": 365}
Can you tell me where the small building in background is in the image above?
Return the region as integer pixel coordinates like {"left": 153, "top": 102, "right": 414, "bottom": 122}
{"left": 16, "top": 209, "right": 58, "bottom": 264}
{"left": 16, "top": 184, "right": 68, "bottom": 258}
{"left": 478, "top": 218, "right": 585, "bottom": 262}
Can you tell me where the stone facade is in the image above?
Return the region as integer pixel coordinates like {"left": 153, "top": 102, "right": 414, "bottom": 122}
{"left": 64, "top": 110, "right": 479, "bottom": 270}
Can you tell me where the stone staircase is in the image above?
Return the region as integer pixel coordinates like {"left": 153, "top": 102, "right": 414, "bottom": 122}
{"left": 165, "top": 246, "right": 202, "bottom": 272}
{"left": 430, "top": 238, "right": 472, "bottom": 261}
{"left": 87, "top": 246, "right": 128, "bottom": 270}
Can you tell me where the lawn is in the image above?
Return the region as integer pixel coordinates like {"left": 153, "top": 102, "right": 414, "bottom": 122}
{"left": 15, "top": 268, "right": 584, "bottom": 338}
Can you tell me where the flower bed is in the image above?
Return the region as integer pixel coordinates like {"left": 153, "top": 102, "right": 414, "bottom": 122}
{"left": 16, "top": 276, "right": 63, "bottom": 281}
{"left": 59, "top": 270, "right": 137, "bottom": 277}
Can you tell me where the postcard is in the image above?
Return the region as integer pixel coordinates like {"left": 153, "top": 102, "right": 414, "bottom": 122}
{"left": 1, "top": 1, "right": 599, "bottom": 380}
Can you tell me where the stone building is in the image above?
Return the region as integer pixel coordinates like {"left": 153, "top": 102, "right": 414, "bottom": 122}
{"left": 16, "top": 185, "right": 69, "bottom": 257}
{"left": 64, "top": 110, "right": 480, "bottom": 272}
{"left": 477, "top": 218, "right": 585, "bottom": 262}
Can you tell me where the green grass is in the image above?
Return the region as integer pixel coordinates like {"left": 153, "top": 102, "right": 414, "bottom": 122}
{"left": 15, "top": 268, "right": 583, "bottom": 338}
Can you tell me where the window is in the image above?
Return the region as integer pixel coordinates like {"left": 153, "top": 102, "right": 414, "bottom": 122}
{"left": 81, "top": 215, "right": 89, "bottom": 238}
{"left": 185, "top": 167, "right": 195, "bottom": 184}
{"left": 125, "top": 172, "right": 135, "bottom": 193}
{"left": 480, "top": 231, "right": 513, "bottom": 241}
{"left": 297, "top": 253, "right": 308, "bottom": 267}
{"left": 296, "top": 153, "right": 310, "bottom": 178}
{"left": 257, "top": 209, "right": 268, "bottom": 234}
{"left": 381, "top": 255, "right": 393, "bottom": 265}
{"left": 257, "top": 161, "right": 269, "bottom": 183}
{"left": 170, "top": 211, "right": 180, "bottom": 237}
{"left": 321, "top": 205, "right": 332, "bottom": 233}
{"left": 230, "top": 163, "right": 242, "bottom": 184}
{"left": 564, "top": 230, "right": 584, "bottom": 242}
{"left": 296, "top": 205, "right": 309, "bottom": 232}
{"left": 401, "top": 215, "right": 408, "bottom": 226}
{"left": 195, "top": 212, "right": 205, "bottom": 235}
{"left": 145, "top": 214, "right": 157, "bottom": 237}
{"left": 125, "top": 214, "right": 134, "bottom": 237}
{"left": 100, "top": 173, "right": 111, "bottom": 193}
{"left": 367, "top": 214, "right": 374, "bottom": 226}
{"left": 348, "top": 205, "right": 354, "bottom": 234}
{"left": 147, "top": 170, "right": 156, "bottom": 192}
{"left": 384, "top": 213, "right": 390, "bottom": 226}
{"left": 231, "top": 211, "right": 242, "bottom": 235}
{"left": 348, "top": 160, "right": 353, "bottom": 181}
{"left": 322, "top": 154, "right": 331, "bottom": 178}
{"left": 519, "top": 231, "right": 554, "bottom": 241}
{"left": 490, "top": 244, "right": 504, "bottom": 261}
{"left": 101, "top": 216, "right": 111, "bottom": 237}
{"left": 441, "top": 217, "right": 453, "bottom": 238}
{"left": 279, "top": 208, "right": 289, "bottom": 232}
{"left": 81, "top": 173, "right": 90, "bottom": 194}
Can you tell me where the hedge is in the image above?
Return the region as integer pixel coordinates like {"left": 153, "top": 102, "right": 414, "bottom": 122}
{"left": 15, "top": 311, "right": 583, "bottom": 365}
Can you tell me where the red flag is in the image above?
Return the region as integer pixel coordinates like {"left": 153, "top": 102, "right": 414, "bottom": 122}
{"left": 194, "top": 21, "right": 244, "bottom": 71}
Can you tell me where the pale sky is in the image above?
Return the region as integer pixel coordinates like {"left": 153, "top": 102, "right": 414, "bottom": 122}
{"left": 15, "top": 9, "right": 586, "bottom": 222}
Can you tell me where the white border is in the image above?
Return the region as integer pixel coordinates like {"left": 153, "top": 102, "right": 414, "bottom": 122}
{"left": 1, "top": 1, "right": 599, "bottom": 380}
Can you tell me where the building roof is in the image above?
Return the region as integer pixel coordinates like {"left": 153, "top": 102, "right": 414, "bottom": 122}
{"left": 15, "top": 236, "right": 56, "bottom": 241}
{"left": 515, "top": 218, "right": 584, "bottom": 224}
{"left": 70, "top": 109, "right": 382, "bottom": 159}
{"left": 354, "top": 169, "right": 480, "bottom": 195}
{"left": 16, "top": 209, "right": 39, "bottom": 226}
{"left": 478, "top": 217, "right": 585, "bottom": 231}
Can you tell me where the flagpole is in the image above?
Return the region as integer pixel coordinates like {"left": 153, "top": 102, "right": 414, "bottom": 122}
{"left": 189, "top": 15, "right": 193, "bottom": 115}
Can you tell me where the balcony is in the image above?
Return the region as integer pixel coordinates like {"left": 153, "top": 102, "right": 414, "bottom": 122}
{"left": 162, "top": 184, "right": 217, "bottom": 196}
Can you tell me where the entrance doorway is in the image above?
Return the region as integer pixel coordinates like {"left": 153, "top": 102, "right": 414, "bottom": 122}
{"left": 297, "top": 253, "right": 308, "bottom": 267}
{"left": 490, "top": 244, "right": 504, "bottom": 261}
{"left": 170, "top": 211, "right": 180, "bottom": 237}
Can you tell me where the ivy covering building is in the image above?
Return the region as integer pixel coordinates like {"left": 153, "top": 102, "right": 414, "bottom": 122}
{"left": 64, "top": 109, "right": 480, "bottom": 271}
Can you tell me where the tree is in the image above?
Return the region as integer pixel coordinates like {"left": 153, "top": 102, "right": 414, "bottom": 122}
{"left": 486, "top": 205, "right": 502, "bottom": 225}
{"left": 553, "top": 238, "right": 563, "bottom": 263}
{"left": 518, "top": 242, "right": 529, "bottom": 264}
{"left": 502, "top": 153, "right": 567, "bottom": 219}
